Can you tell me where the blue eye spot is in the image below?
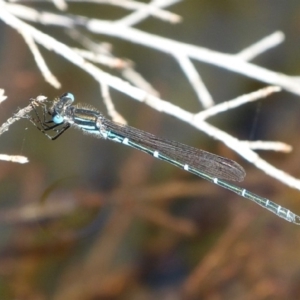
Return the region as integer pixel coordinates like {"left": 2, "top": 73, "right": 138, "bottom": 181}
{"left": 53, "top": 115, "right": 64, "bottom": 124}
{"left": 65, "top": 93, "right": 74, "bottom": 101}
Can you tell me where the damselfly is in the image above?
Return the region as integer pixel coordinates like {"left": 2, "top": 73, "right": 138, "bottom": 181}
{"left": 29, "top": 93, "right": 300, "bottom": 225}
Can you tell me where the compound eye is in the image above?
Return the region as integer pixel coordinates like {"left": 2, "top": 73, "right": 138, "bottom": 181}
{"left": 65, "top": 93, "right": 74, "bottom": 101}
{"left": 53, "top": 114, "right": 64, "bottom": 124}
{"left": 61, "top": 92, "right": 74, "bottom": 103}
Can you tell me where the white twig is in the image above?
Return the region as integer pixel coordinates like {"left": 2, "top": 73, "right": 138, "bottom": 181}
{"left": 116, "top": 0, "right": 181, "bottom": 27}
{"left": 1, "top": 4, "right": 300, "bottom": 190}
{"left": 239, "top": 141, "right": 292, "bottom": 153}
{"left": 0, "top": 154, "right": 28, "bottom": 163}
{"left": 0, "top": 93, "right": 47, "bottom": 165}
{"left": 0, "top": 89, "right": 28, "bottom": 164}
{"left": 100, "top": 83, "right": 127, "bottom": 124}
{"left": 68, "top": 29, "right": 160, "bottom": 96}
{"left": 85, "top": 21, "right": 300, "bottom": 96}
{"left": 75, "top": 0, "right": 182, "bottom": 23}
{"left": 173, "top": 52, "right": 214, "bottom": 108}
{"left": 9, "top": 0, "right": 181, "bottom": 23}
{"left": 73, "top": 48, "right": 130, "bottom": 69}
{"left": 236, "top": 31, "right": 285, "bottom": 61}
{"left": 4, "top": 3, "right": 76, "bottom": 27}
{"left": 21, "top": 30, "right": 61, "bottom": 88}
{"left": 7, "top": 4, "right": 300, "bottom": 95}
{"left": 195, "top": 86, "right": 281, "bottom": 120}
{"left": 67, "top": 28, "right": 113, "bottom": 55}
{"left": 52, "top": 0, "right": 68, "bottom": 11}
{"left": 121, "top": 68, "right": 160, "bottom": 97}
{"left": 0, "top": 95, "right": 47, "bottom": 136}
{"left": 0, "top": 89, "right": 7, "bottom": 103}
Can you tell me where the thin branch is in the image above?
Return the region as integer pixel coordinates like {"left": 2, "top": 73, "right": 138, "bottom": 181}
{"left": 1, "top": 8, "right": 299, "bottom": 190}
{"left": 1, "top": 5, "right": 300, "bottom": 190}
{"left": 99, "top": 83, "right": 127, "bottom": 124}
{"left": 0, "top": 95, "right": 46, "bottom": 135}
{"left": 73, "top": 48, "right": 130, "bottom": 69}
{"left": 173, "top": 52, "right": 214, "bottom": 108}
{"left": 7, "top": 4, "right": 300, "bottom": 95}
{"left": 85, "top": 20, "right": 300, "bottom": 96}
{"left": 240, "top": 141, "right": 292, "bottom": 153}
{"left": 8, "top": 0, "right": 181, "bottom": 23}
{"left": 116, "top": 0, "right": 181, "bottom": 27}
{"left": 68, "top": 29, "right": 159, "bottom": 96}
{"left": 195, "top": 86, "right": 281, "bottom": 120}
{"left": 21, "top": 30, "right": 61, "bottom": 88}
{"left": 0, "top": 154, "right": 28, "bottom": 163}
{"left": 67, "top": 29, "right": 160, "bottom": 96}
{"left": 236, "top": 31, "right": 285, "bottom": 61}
{"left": 0, "top": 92, "right": 46, "bottom": 164}
{"left": 52, "top": 0, "right": 67, "bottom": 11}
{"left": 0, "top": 88, "right": 7, "bottom": 103}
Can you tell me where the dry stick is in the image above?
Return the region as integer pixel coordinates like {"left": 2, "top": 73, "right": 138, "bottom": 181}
{"left": 22, "top": 31, "right": 61, "bottom": 88}
{"left": 0, "top": 96, "right": 47, "bottom": 164}
{"left": 1, "top": 9, "right": 300, "bottom": 191}
{"left": 116, "top": 0, "right": 181, "bottom": 26}
{"left": 6, "top": 6, "right": 300, "bottom": 95}
{"left": 0, "top": 95, "right": 46, "bottom": 136}
{"left": 6, "top": 0, "right": 181, "bottom": 23}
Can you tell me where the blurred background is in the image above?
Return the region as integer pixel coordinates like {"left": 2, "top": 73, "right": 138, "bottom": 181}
{"left": 1, "top": 1, "right": 300, "bottom": 299}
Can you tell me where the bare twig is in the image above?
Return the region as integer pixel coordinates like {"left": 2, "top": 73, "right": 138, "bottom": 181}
{"left": 52, "top": 0, "right": 68, "bottom": 11}
{"left": 100, "top": 83, "right": 127, "bottom": 124}
{"left": 7, "top": 0, "right": 181, "bottom": 23}
{"left": 0, "top": 154, "right": 28, "bottom": 164}
{"left": 173, "top": 52, "right": 214, "bottom": 108}
{"left": 194, "top": 86, "right": 281, "bottom": 120}
{"left": 116, "top": 0, "right": 182, "bottom": 26}
{"left": 236, "top": 31, "right": 285, "bottom": 61}
{"left": 0, "top": 95, "right": 46, "bottom": 136}
{"left": 6, "top": 5, "right": 300, "bottom": 95}
{"left": 68, "top": 29, "right": 160, "bottom": 96}
{"left": 0, "top": 92, "right": 46, "bottom": 164}
{"left": 0, "top": 89, "right": 7, "bottom": 103}
{"left": 0, "top": 3, "right": 299, "bottom": 190}
{"left": 21, "top": 31, "right": 61, "bottom": 88}
{"left": 239, "top": 141, "right": 292, "bottom": 153}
